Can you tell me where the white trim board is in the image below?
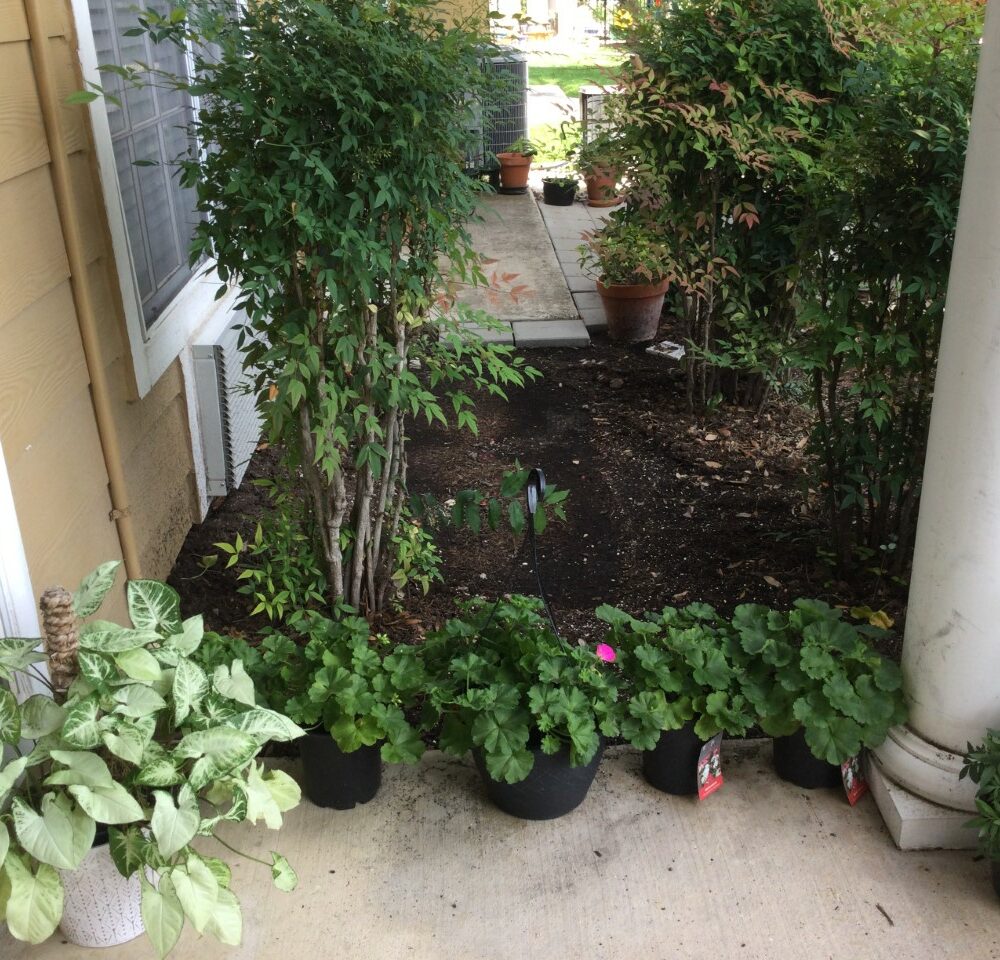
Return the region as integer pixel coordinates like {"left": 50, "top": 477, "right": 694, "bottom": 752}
{"left": 69, "top": 0, "right": 230, "bottom": 398}
{"left": 0, "top": 438, "right": 48, "bottom": 699}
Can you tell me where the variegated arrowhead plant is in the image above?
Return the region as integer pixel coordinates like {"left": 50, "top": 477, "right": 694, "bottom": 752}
{"left": 0, "top": 562, "right": 304, "bottom": 957}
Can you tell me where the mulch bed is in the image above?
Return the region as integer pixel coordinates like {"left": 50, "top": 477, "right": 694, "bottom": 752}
{"left": 168, "top": 336, "right": 906, "bottom": 660}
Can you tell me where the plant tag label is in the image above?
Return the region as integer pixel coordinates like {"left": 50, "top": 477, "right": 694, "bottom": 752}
{"left": 841, "top": 753, "right": 868, "bottom": 806}
{"left": 697, "top": 733, "right": 724, "bottom": 800}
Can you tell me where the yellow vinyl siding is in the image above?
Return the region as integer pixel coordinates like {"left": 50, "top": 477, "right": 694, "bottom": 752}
{"left": 0, "top": 0, "right": 200, "bottom": 616}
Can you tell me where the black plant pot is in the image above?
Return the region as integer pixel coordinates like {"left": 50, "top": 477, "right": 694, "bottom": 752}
{"left": 542, "top": 180, "right": 577, "bottom": 206}
{"left": 642, "top": 720, "right": 707, "bottom": 796}
{"left": 991, "top": 860, "right": 1000, "bottom": 901}
{"left": 773, "top": 728, "right": 842, "bottom": 789}
{"left": 299, "top": 731, "right": 382, "bottom": 809}
{"left": 473, "top": 740, "right": 603, "bottom": 820}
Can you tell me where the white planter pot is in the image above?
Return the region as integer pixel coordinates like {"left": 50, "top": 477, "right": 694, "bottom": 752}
{"left": 59, "top": 843, "right": 145, "bottom": 948}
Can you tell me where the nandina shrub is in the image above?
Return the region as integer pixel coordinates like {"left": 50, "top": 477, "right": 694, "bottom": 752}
{"left": 116, "top": 1, "right": 551, "bottom": 614}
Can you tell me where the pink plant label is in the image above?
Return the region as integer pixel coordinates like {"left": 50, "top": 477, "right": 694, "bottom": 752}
{"left": 841, "top": 754, "right": 868, "bottom": 806}
{"left": 697, "top": 733, "right": 724, "bottom": 800}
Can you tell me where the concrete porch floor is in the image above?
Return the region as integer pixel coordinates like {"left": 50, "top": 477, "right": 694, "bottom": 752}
{"left": 5, "top": 741, "right": 995, "bottom": 960}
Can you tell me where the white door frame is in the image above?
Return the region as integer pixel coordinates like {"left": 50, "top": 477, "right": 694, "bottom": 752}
{"left": 0, "top": 437, "right": 46, "bottom": 698}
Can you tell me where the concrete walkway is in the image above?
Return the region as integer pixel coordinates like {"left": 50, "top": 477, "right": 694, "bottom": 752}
{"left": 8, "top": 741, "right": 996, "bottom": 960}
{"left": 458, "top": 191, "right": 589, "bottom": 347}
{"left": 535, "top": 192, "right": 617, "bottom": 333}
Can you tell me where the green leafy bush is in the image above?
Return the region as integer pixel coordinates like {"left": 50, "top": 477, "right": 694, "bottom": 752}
{"left": 732, "top": 599, "right": 906, "bottom": 764}
{"left": 0, "top": 563, "right": 302, "bottom": 956}
{"left": 254, "top": 611, "right": 426, "bottom": 764}
{"left": 961, "top": 731, "right": 1000, "bottom": 861}
{"left": 597, "top": 603, "right": 755, "bottom": 748}
{"left": 612, "top": 0, "right": 984, "bottom": 576}
{"left": 423, "top": 597, "right": 622, "bottom": 783}
{"left": 579, "top": 215, "right": 677, "bottom": 286}
{"left": 117, "top": 0, "right": 537, "bottom": 616}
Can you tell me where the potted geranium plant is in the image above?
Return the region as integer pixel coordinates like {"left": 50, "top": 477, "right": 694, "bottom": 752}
{"left": 960, "top": 731, "right": 1000, "bottom": 899}
{"left": 422, "top": 596, "right": 622, "bottom": 820}
{"left": 0, "top": 562, "right": 303, "bottom": 956}
{"left": 580, "top": 213, "right": 675, "bottom": 342}
{"left": 732, "top": 599, "right": 907, "bottom": 789}
{"left": 495, "top": 137, "right": 537, "bottom": 193}
{"left": 598, "top": 603, "right": 754, "bottom": 795}
{"left": 253, "top": 609, "right": 426, "bottom": 810}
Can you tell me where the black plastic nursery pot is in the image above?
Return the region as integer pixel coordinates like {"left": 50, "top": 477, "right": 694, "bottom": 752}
{"left": 299, "top": 731, "right": 382, "bottom": 810}
{"left": 473, "top": 740, "right": 604, "bottom": 820}
{"left": 642, "top": 720, "right": 707, "bottom": 796}
{"left": 542, "top": 179, "right": 577, "bottom": 206}
{"left": 992, "top": 860, "right": 1000, "bottom": 901}
{"left": 772, "top": 728, "right": 842, "bottom": 789}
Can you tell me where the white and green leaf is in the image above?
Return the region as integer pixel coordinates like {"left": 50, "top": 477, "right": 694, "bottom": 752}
{"left": 3, "top": 853, "right": 64, "bottom": 944}
{"left": 67, "top": 782, "right": 143, "bottom": 824}
{"left": 151, "top": 788, "right": 200, "bottom": 860}
{"left": 19, "top": 696, "right": 66, "bottom": 740}
{"left": 141, "top": 874, "right": 185, "bottom": 960}
{"left": 127, "top": 580, "right": 182, "bottom": 637}
{"left": 212, "top": 661, "right": 256, "bottom": 707}
{"left": 115, "top": 647, "right": 162, "bottom": 684}
{"left": 73, "top": 561, "right": 121, "bottom": 618}
{"left": 172, "top": 659, "right": 208, "bottom": 725}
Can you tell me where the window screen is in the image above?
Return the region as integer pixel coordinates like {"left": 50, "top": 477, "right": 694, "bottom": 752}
{"left": 88, "top": 0, "right": 203, "bottom": 330}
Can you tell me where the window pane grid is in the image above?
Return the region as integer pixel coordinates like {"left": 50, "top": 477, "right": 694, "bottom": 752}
{"left": 89, "top": 0, "right": 203, "bottom": 329}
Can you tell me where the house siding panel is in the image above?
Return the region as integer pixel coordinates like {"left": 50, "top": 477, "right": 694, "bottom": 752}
{"left": 0, "top": 0, "right": 199, "bottom": 616}
{"left": 0, "top": 41, "right": 49, "bottom": 183}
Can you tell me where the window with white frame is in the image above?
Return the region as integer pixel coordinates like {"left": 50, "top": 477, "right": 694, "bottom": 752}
{"left": 87, "top": 0, "right": 203, "bottom": 331}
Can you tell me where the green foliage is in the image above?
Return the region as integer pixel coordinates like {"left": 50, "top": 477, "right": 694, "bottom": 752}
{"left": 579, "top": 215, "right": 677, "bottom": 286}
{"left": 504, "top": 136, "right": 538, "bottom": 157}
{"left": 208, "top": 479, "right": 327, "bottom": 626}
{"left": 787, "top": 4, "right": 982, "bottom": 574}
{"left": 611, "top": 0, "right": 984, "bottom": 575}
{"left": 731, "top": 598, "right": 906, "bottom": 764}
{"left": 961, "top": 731, "right": 1000, "bottom": 861}
{"left": 422, "top": 597, "right": 622, "bottom": 783}
{"left": 251, "top": 611, "right": 426, "bottom": 763}
{"left": 597, "top": 603, "right": 755, "bottom": 746}
{"left": 116, "top": 0, "right": 538, "bottom": 616}
{"left": 0, "top": 563, "right": 302, "bottom": 954}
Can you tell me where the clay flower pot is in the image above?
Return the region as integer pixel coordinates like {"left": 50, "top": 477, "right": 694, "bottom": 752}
{"left": 496, "top": 152, "right": 532, "bottom": 192}
{"left": 596, "top": 277, "right": 669, "bottom": 343}
{"left": 585, "top": 165, "right": 620, "bottom": 207}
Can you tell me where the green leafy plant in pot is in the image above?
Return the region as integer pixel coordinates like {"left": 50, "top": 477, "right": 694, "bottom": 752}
{"left": 495, "top": 137, "right": 538, "bottom": 192}
{"left": 252, "top": 610, "right": 426, "bottom": 810}
{"left": 0, "top": 562, "right": 303, "bottom": 956}
{"left": 542, "top": 175, "right": 579, "bottom": 206}
{"left": 580, "top": 212, "right": 676, "bottom": 343}
{"left": 423, "top": 596, "right": 622, "bottom": 820}
{"left": 732, "top": 599, "right": 907, "bottom": 789}
{"left": 960, "top": 731, "right": 1000, "bottom": 899}
{"left": 598, "top": 603, "right": 754, "bottom": 795}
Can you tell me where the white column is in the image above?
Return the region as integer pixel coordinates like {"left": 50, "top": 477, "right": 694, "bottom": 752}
{"left": 870, "top": 0, "right": 1000, "bottom": 844}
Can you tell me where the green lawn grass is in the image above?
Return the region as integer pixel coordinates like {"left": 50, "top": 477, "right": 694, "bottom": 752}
{"left": 527, "top": 50, "right": 624, "bottom": 99}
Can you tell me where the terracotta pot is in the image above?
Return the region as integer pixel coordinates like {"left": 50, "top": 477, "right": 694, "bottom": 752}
{"left": 596, "top": 277, "right": 669, "bottom": 343}
{"left": 585, "top": 166, "right": 620, "bottom": 207}
{"left": 496, "top": 152, "right": 532, "bottom": 191}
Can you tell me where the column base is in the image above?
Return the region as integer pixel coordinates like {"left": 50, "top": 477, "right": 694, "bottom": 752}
{"left": 865, "top": 754, "right": 977, "bottom": 850}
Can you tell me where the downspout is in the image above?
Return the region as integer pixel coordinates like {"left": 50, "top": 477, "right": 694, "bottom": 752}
{"left": 24, "top": 0, "right": 142, "bottom": 578}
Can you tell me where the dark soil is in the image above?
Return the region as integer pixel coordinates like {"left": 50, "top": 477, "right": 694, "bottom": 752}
{"left": 168, "top": 338, "right": 906, "bottom": 658}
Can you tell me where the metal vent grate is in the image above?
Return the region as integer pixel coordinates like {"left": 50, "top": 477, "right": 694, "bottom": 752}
{"left": 192, "top": 314, "right": 261, "bottom": 498}
{"left": 481, "top": 52, "right": 528, "bottom": 162}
